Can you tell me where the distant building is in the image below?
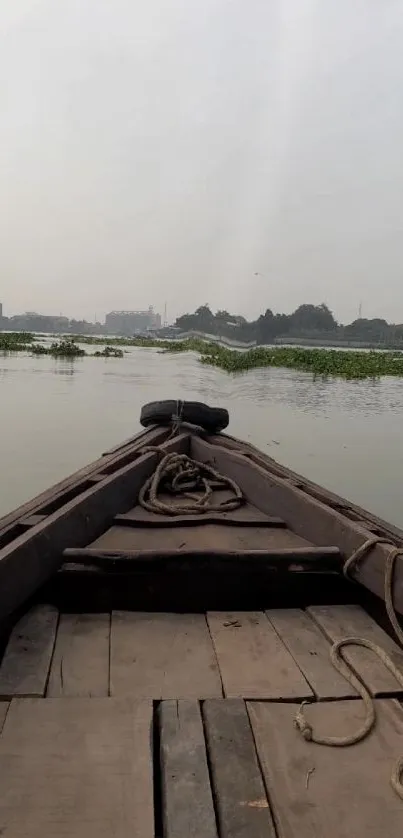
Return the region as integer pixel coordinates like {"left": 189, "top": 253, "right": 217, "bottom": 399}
{"left": 105, "top": 307, "right": 161, "bottom": 336}
{"left": 0, "top": 302, "right": 2, "bottom": 319}
{"left": 7, "top": 313, "right": 69, "bottom": 333}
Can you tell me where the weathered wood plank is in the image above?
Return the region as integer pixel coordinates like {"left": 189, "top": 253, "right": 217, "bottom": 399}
{"left": 0, "top": 697, "right": 153, "bottom": 837}
{"left": 102, "top": 424, "right": 168, "bottom": 455}
{"left": 114, "top": 511, "right": 287, "bottom": 527}
{"left": 0, "top": 605, "right": 58, "bottom": 698}
{"left": 110, "top": 612, "right": 222, "bottom": 698}
{"left": 63, "top": 546, "right": 340, "bottom": 572}
{"left": 248, "top": 698, "right": 403, "bottom": 837}
{"left": 267, "top": 609, "right": 357, "bottom": 699}
{"left": 207, "top": 612, "right": 313, "bottom": 699}
{"left": 19, "top": 514, "right": 47, "bottom": 527}
{"left": 0, "top": 432, "right": 189, "bottom": 621}
{"left": 192, "top": 436, "right": 403, "bottom": 616}
{"left": 0, "top": 702, "right": 8, "bottom": 734}
{"left": 47, "top": 613, "right": 110, "bottom": 697}
{"left": 215, "top": 431, "right": 403, "bottom": 545}
{"left": 160, "top": 700, "right": 217, "bottom": 838}
{"left": 308, "top": 604, "right": 403, "bottom": 696}
{"left": 55, "top": 562, "right": 348, "bottom": 614}
{"left": 203, "top": 699, "right": 276, "bottom": 838}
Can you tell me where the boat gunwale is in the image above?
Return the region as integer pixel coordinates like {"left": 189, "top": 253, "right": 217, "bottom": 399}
{"left": 1, "top": 422, "right": 403, "bottom": 623}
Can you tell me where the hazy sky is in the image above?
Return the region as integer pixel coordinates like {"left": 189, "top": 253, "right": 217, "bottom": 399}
{"left": 1, "top": 0, "right": 403, "bottom": 324}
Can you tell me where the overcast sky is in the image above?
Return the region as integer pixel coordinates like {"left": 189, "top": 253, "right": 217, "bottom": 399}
{"left": 1, "top": 1, "right": 402, "bottom": 324}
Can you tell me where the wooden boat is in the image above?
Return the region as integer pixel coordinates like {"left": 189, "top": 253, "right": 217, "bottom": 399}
{"left": 0, "top": 399, "right": 403, "bottom": 836}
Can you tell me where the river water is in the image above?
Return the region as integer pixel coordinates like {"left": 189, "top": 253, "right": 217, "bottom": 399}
{"left": 1, "top": 346, "right": 402, "bottom": 526}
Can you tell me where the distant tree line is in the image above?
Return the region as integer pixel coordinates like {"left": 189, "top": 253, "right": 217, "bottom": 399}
{"left": 175, "top": 304, "right": 403, "bottom": 347}
{"left": 3, "top": 304, "right": 403, "bottom": 348}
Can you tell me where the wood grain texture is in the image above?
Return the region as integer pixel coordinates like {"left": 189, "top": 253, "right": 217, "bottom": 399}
{"left": 63, "top": 546, "right": 340, "bottom": 573}
{"left": 0, "top": 702, "right": 8, "bottom": 733}
{"left": 207, "top": 612, "right": 312, "bottom": 699}
{"left": 213, "top": 431, "right": 403, "bottom": 546}
{"left": 0, "top": 697, "right": 153, "bottom": 837}
{"left": 267, "top": 609, "right": 357, "bottom": 699}
{"left": 110, "top": 612, "right": 222, "bottom": 699}
{"left": 308, "top": 604, "right": 403, "bottom": 696}
{"left": 115, "top": 505, "right": 285, "bottom": 526}
{"left": 248, "top": 698, "right": 403, "bottom": 838}
{"left": 94, "top": 524, "right": 302, "bottom": 553}
{"left": 192, "top": 436, "right": 403, "bottom": 616}
{"left": 203, "top": 699, "right": 276, "bottom": 838}
{"left": 160, "top": 700, "right": 217, "bottom": 838}
{"left": 47, "top": 613, "right": 110, "bottom": 697}
{"left": 0, "top": 605, "right": 58, "bottom": 698}
{"left": 0, "top": 432, "right": 189, "bottom": 622}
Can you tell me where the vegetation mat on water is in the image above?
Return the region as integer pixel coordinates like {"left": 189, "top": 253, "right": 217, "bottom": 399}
{"left": 67, "top": 334, "right": 170, "bottom": 348}
{"left": 65, "top": 334, "right": 403, "bottom": 380}
{"left": 0, "top": 332, "right": 35, "bottom": 351}
{"left": 93, "top": 346, "right": 124, "bottom": 358}
{"left": 3, "top": 332, "right": 403, "bottom": 378}
{"left": 32, "top": 340, "right": 86, "bottom": 358}
{"left": 195, "top": 344, "right": 403, "bottom": 379}
{"left": 32, "top": 340, "right": 125, "bottom": 358}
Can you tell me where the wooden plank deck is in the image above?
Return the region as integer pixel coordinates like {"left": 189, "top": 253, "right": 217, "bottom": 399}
{"left": 204, "top": 699, "right": 276, "bottom": 838}
{"left": 110, "top": 612, "right": 223, "bottom": 699}
{"left": 2, "top": 605, "right": 403, "bottom": 701}
{"left": 0, "top": 604, "right": 403, "bottom": 835}
{"left": 160, "top": 700, "right": 218, "bottom": 838}
{"left": 0, "top": 702, "right": 8, "bottom": 733}
{"left": 267, "top": 608, "right": 358, "bottom": 699}
{"left": 248, "top": 698, "right": 403, "bottom": 837}
{"left": 0, "top": 697, "right": 154, "bottom": 837}
{"left": 308, "top": 604, "right": 403, "bottom": 696}
{"left": 207, "top": 611, "right": 314, "bottom": 699}
{"left": 47, "top": 613, "right": 110, "bottom": 697}
{"left": 0, "top": 605, "right": 58, "bottom": 698}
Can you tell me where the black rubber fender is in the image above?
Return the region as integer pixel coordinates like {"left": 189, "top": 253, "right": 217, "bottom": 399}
{"left": 140, "top": 400, "right": 229, "bottom": 433}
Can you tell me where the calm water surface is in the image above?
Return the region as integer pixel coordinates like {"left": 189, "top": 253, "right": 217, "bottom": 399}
{"left": 1, "top": 347, "right": 403, "bottom": 526}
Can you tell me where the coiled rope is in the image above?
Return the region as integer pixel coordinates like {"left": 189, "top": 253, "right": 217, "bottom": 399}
{"left": 138, "top": 439, "right": 243, "bottom": 517}
{"left": 139, "top": 402, "right": 243, "bottom": 515}
{"left": 294, "top": 536, "right": 403, "bottom": 798}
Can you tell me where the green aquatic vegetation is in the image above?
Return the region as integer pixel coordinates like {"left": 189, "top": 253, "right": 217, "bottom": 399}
{"left": 0, "top": 332, "right": 35, "bottom": 351}
{"left": 68, "top": 334, "right": 165, "bottom": 348}
{"left": 30, "top": 344, "right": 49, "bottom": 355}
{"left": 32, "top": 340, "right": 86, "bottom": 358}
{"left": 93, "top": 346, "right": 124, "bottom": 358}
{"left": 160, "top": 338, "right": 214, "bottom": 354}
{"left": 50, "top": 340, "right": 86, "bottom": 358}
{"left": 198, "top": 345, "right": 403, "bottom": 379}
{"left": 5, "top": 329, "right": 403, "bottom": 379}
{"left": 68, "top": 337, "right": 403, "bottom": 378}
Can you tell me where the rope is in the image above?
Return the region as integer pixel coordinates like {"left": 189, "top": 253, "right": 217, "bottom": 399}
{"left": 294, "top": 535, "right": 403, "bottom": 800}
{"left": 139, "top": 450, "right": 243, "bottom": 515}
{"left": 169, "top": 399, "right": 184, "bottom": 439}
{"left": 343, "top": 536, "right": 403, "bottom": 647}
{"left": 295, "top": 636, "right": 403, "bottom": 745}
